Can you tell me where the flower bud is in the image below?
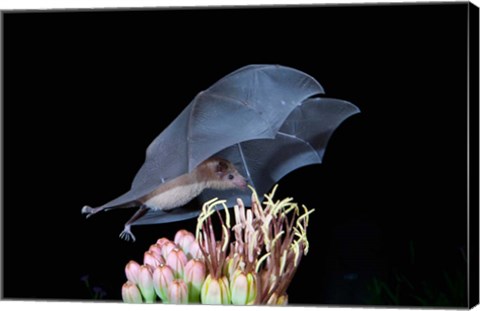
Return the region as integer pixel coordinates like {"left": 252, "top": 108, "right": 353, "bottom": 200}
{"left": 230, "top": 270, "right": 257, "bottom": 305}
{"left": 122, "top": 281, "right": 143, "bottom": 303}
{"left": 184, "top": 258, "right": 206, "bottom": 302}
{"left": 188, "top": 240, "right": 203, "bottom": 259}
{"left": 161, "top": 241, "right": 177, "bottom": 258}
{"left": 144, "top": 250, "right": 164, "bottom": 269}
{"left": 137, "top": 265, "right": 156, "bottom": 303}
{"left": 167, "top": 279, "right": 189, "bottom": 304}
{"left": 224, "top": 254, "right": 243, "bottom": 282}
{"left": 174, "top": 229, "right": 195, "bottom": 254}
{"left": 166, "top": 247, "right": 188, "bottom": 278}
{"left": 148, "top": 244, "right": 163, "bottom": 259}
{"left": 156, "top": 237, "right": 170, "bottom": 247}
{"left": 201, "top": 274, "right": 231, "bottom": 305}
{"left": 152, "top": 264, "right": 175, "bottom": 302}
{"left": 125, "top": 260, "right": 141, "bottom": 284}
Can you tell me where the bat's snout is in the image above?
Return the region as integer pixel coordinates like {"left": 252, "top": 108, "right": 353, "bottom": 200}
{"left": 235, "top": 177, "right": 248, "bottom": 190}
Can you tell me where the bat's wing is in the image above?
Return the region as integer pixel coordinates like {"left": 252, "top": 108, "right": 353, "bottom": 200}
{"left": 202, "top": 97, "right": 360, "bottom": 206}
{"left": 93, "top": 65, "right": 324, "bottom": 210}
{"left": 132, "top": 97, "right": 360, "bottom": 225}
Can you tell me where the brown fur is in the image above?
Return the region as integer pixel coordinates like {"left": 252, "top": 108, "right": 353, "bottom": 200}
{"left": 139, "top": 157, "right": 240, "bottom": 203}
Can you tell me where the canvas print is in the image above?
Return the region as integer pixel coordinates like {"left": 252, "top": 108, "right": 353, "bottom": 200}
{"left": 2, "top": 1, "right": 479, "bottom": 308}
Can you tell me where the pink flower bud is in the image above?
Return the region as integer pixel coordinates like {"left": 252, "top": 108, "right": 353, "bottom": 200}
{"left": 166, "top": 247, "right": 188, "bottom": 278}
{"left": 167, "top": 279, "right": 189, "bottom": 304}
{"left": 188, "top": 240, "right": 203, "bottom": 259}
{"left": 152, "top": 264, "right": 175, "bottom": 302}
{"left": 122, "top": 281, "right": 142, "bottom": 303}
{"left": 156, "top": 237, "right": 170, "bottom": 247}
{"left": 144, "top": 250, "right": 164, "bottom": 269}
{"left": 137, "top": 265, "right": 156, "bottom": 303}
{"left": 174, "top": 229, "right": 195, "bottom": 254}
{"left": 148, "top": 244, "right": 163, "bottom": 259}
{"left": 184, "top": 258, "right": 206, "bottom": 302}
{"left": 230, "top": 270, "right": 257, "bottom": 305}
{"left": 201, "top": 275, "right": 231, "bottom": 305}
{"left": 161, "top": 241, "right": 177, "bottom": 259}
{"left": 125, "top": 260, "right": 141, "bottom": 284}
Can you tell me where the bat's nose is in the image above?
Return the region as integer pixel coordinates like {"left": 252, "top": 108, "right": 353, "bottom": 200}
{"left": 236, "top": 177, "right": 248, "bottom": 189}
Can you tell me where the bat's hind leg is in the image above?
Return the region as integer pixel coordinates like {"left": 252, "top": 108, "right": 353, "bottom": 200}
{"left": 119, "top": 205, "right": 148, "bottom": 242}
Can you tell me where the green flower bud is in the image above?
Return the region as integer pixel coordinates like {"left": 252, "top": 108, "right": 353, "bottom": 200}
{"left": 153, "top": 264, "right": 175, "bottom": 302}
{"left": 166, "top": 248, "right": 188, "bottom": 279}
{"left": 201, "top": 274, "right": 231, "bottom": 305}
{"left": 122, "top": 281, "right": 143, "bottom": 303}
{"left": 137, "top": 265, "right": 156, "bottom": 303}
{"left": 230, "top": 270, "right": 257, "bottom": 305}
{"left": 184, "top": 258, "right": 206, "bottom": 303}
{"left": 167, "top": 279, "right": 189, "bottom": 304}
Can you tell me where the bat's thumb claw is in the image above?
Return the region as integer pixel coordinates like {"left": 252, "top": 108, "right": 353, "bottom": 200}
{"left": 82, "top": 205, "right": 95, "bottom": 218}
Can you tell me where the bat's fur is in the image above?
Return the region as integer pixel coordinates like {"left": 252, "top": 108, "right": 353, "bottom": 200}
{"left": 140, "top": 157, "right": 246, "bottom": 210}
{"left": 82, "top": 157, "right": 246, "bottom": 241}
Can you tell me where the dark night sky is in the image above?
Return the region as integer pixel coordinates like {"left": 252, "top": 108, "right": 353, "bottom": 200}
{"left": 2, "top": 3, "right": 473, "bottom": 306}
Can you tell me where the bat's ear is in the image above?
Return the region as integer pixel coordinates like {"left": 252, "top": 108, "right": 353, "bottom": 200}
{"left": 215, "top": 160, "right": 228, "bottom": 175}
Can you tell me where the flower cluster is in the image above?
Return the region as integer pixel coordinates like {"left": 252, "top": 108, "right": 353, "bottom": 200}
{"left": 122, "top": 185, "right": 314, "bottom": 305}
{"left": 122, "top": 229, "right": 204, "bottom": 303}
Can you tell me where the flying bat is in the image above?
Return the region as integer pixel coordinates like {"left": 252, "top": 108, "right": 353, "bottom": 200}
{"left": 82, "top": 64, "right": 360, "bottom": 241}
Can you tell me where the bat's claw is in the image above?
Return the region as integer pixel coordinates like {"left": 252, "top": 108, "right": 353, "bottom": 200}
{"left": 81, "top": 205, "right": 95, "bottom": 219}
{"left": 119, "top": 226, "right": 136, "bottom": 242}
{"left": 82, "top": 205, "right": 103, "bottom": 219}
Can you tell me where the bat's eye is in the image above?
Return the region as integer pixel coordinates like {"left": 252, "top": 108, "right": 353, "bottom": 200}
{"left": 228, "top": 174, "right": 234, "bottom": 180}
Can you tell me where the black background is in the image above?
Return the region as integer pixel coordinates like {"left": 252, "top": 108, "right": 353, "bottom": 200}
{"left": 2, "top": 3, "right": 472, "bottom": 306}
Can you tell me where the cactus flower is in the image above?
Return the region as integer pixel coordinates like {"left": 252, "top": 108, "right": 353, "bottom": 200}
{"left": 230, "top": 270, "right": 257, "bottom": 305}
{"left": 184, "top": 258, "right": 206, "bottom": 302}
{"left": 125, "top": 260, "right": 141, "bottom": 284}
{"left": 152, "top": 264, "right": 175, "bottom": 302}
{"left": 167, "top": 279, "right": 189, "bottom": 304}
{"left": 166, "top": 247, "right": 188, "bottom": 278}
{"left": 122, "top": 281, "right": 143, "bottom": 303}
{"left": 201, "top": 275, "right": 231, "bottom": 305}
{"left": 121, "top": 185, "right": 314, "bottom": 305}
{"left": 137, "top": 265, "right": 156, "bottom": 303}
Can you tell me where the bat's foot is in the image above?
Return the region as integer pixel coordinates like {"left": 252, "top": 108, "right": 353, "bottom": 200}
{"left": 119, "top": 225, "right": 136, "bottom": 242}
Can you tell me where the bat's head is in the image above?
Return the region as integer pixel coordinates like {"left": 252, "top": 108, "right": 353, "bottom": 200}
{"left": 201, "top": 157, "right": 247, "bottom": 190}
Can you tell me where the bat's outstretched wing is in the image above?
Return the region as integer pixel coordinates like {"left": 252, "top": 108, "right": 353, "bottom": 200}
{"left": 132, "top": 97, "right": 360, "bottom": 225}
{"left": 91, "top": 65, "right": 324, "bottom": 211}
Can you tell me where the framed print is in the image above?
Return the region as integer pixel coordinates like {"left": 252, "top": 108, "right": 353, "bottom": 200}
{"left": 2, "top": 1, "right": 479, "bottom": 308}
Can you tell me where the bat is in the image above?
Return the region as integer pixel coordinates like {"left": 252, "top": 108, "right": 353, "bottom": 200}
{"left": 82, "top": 157, "right": 246, "bottom": 241}
{"left": 82, "top": 64, "right": 360, "bottom": 241}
